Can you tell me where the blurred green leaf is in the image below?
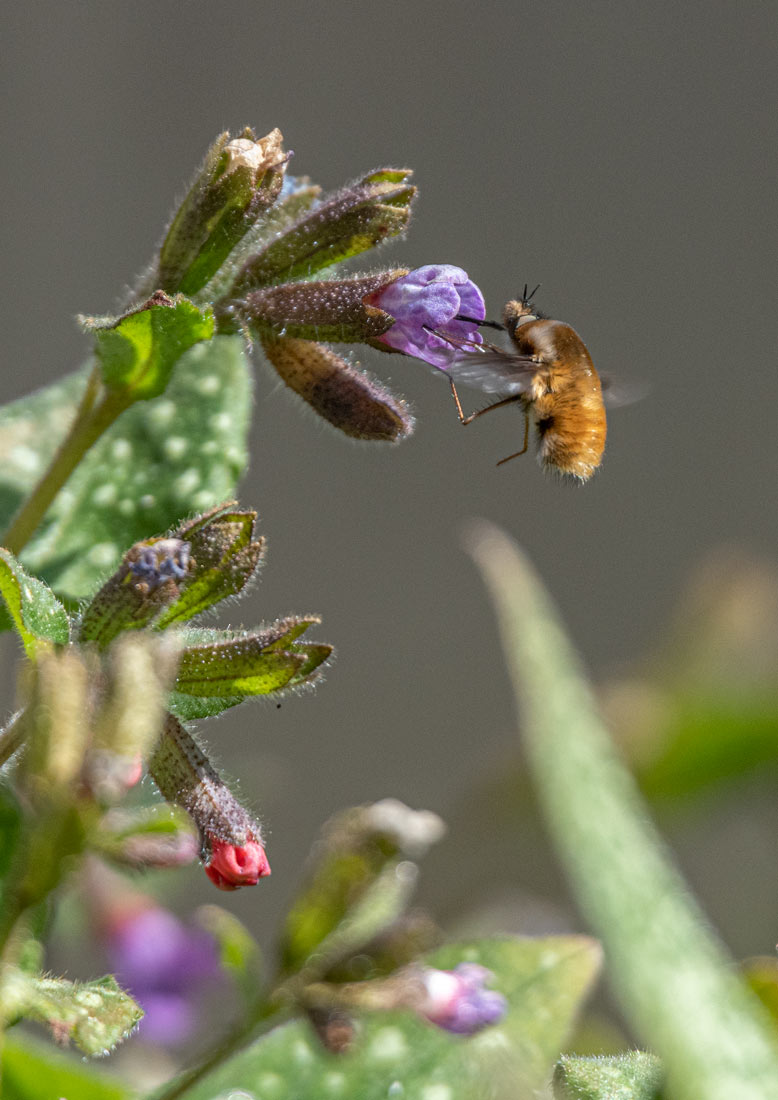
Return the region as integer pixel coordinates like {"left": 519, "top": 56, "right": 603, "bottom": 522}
{"left": 468, "top": 523, "right": 778, "bottom": 1100}
{"left": 279, "top": 801, "right": 444, "bottom": 980}
{"left": 3, "top": 972, "right": 142, "bottom": 1056}
{"left": 92, "top": 295, "right": 213, "bottom": 401}
{"left": 2, "top": 1031, "right": 129, "bottom": 1100}
{"left": 638, "top": 698, "right": 778, "bottom": 801}
{"left": 554, "top": 1051, "right": 664, "bottom": 1100}
{"left": 164, "top": 936, "right": 600, "bottom": 1100}
{"left": 0, "top": 550, "right": 69, "bottom": 655}
{"left": 0, "top": 784, "right": 23, "bottom": 910}
{"left": 744, "top": 958, "right": 778, "bottom": 1031}
{"left": 20, "top": 335, "right": 251, "bottom": 600}
{"left": 196, "top": 904, "right": 261, "bottom": 1006}
{"left": 0, "top": 369, "right": 89, "bottom": 535}
{"left": 93, "top": 804, "right": 197, "bottom": 870}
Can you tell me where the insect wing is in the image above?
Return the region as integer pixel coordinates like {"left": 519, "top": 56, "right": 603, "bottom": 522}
{"left": 442, "top": 346, "right": 539, "bottom": 395}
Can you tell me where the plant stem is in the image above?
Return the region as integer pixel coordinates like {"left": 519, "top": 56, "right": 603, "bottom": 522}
{"left": 0, "top": 367, "right": 129, "bottom": 556}
{"left": 0, "top": 711, "right": 23, "bottom": 769}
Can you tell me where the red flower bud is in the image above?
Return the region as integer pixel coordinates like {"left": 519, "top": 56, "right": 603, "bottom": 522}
{"left": 204, "top": 836, "right": 271, "bottom": 891}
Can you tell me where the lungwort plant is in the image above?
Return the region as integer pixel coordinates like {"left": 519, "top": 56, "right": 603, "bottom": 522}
{"left": 0, "top": 126, "right": 775, "bottom": 1100}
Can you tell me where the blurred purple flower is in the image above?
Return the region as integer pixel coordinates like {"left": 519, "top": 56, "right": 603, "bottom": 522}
{"left": 107, "top": 905, "right": 222, "bottom": 1045}
{"left": 417, "top": 963, "right": 507, "bottom": 1036}
{"left": 364, "top": 265, "right": 485, "bottom": 369}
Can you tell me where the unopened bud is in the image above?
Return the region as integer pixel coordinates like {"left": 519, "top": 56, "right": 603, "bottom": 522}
{"left": 148, "top": 714, "right": 270, "bottom": 890}
{"left": 158, "top": 128, "right": 289, "bottom": 296}
{"left": 97, "top": 806, "right": 199, "bottom": 870}
{"left": 87, "top": 634, "right": 181, "bottom": 802}
{"left": 230, "top": 168, "right": 415, "bottom": 295}
{"left": 78, "top": 537, "right": 194, "bottom": 648}
{"left": 261, "top": 336, "right": 414, "bottom": 443}
{"left": 19, "top": 648, "right": 92, "bottom": 798}
{"left": 235, "top": 272, "right": 402, "bottom": 343}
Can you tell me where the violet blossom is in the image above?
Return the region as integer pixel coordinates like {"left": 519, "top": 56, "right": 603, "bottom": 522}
{"left": 417, "top": 963, "right": 507, "bottom": 1036}
{"left": 106, "top": 904, "right": 222, "bottom": 1045}
{"left": 364, "top": 265, "right": 486, "bottom": 369}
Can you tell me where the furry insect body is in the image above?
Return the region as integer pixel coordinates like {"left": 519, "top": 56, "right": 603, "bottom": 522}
{"left": 443, "top": 297, "right": 607, "bottom": 481}
{"left": 506, "top": 308, "right": 606, "bottom": 480}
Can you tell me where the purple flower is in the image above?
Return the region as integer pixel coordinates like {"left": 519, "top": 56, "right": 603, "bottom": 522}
{"left": 417, "top": 963, "right": 507, "bottom": 1036}
{"left": 107, "top": 904, "right": 222, "bottom": 1045}
{"left": 364, "top": 265, "right": 485, "bottom": 369}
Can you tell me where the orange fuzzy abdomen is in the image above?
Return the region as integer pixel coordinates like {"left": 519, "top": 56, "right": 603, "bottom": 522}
{"left": 514, "top": 319, "right": 607, "bottom": 480}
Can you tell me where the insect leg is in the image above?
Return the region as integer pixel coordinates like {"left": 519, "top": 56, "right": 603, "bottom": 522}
{"left": 449, "top": 380, "right": 524, "bottom": 426}
{"left": 495, "top": 407, "right": 530, "bottom": 466}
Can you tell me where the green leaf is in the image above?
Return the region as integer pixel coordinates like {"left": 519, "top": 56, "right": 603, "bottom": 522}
{"left": 279, "top": 801, "right": 444, "bottom": 980}
{"left": 162, "top": 936, "right": 600, "bottom": 1100}
{"left": 468, "top": 524, "right": 778, "bottom": 1100}
{"left": 172, "top": 622, "right": 332, "bottom": 710}
{"left": 196, "top": 904, "right": 262, "bottom": 1005}
{"left": 176, "top": 635, "right": 306, "bottom": 696}
{"left": 92, "top": 804, "right": 198, "bottom": 870}
{"left": 2, "top": 1032, "right": 130, "bottom": 1100}
{"left": 21, "top": 335, "right": 252, "bottom": 600}
{"left": 92, "top": 294, "right": 214, "bottom": 401}
{"left": 0, "top": 784, "right": 23, "bottom": 909}
{"left": 0, "top": 549, "right": 69, "bottom": 655}
{"left": 4, "top": 972, "right": 142, "bottom": 1056}
{"left": 554, "top": 1052, "right": 664, "bottom": 1100}
{"left": 638, "top": 697, "right": 778, "bottom": 801}
{"left": 167, "top": 691, "right": 244, "bottom": 720}
{"left": 230, "top": 169, "right": 415, "bottom": 293}
{"left": 0, "top": 368, "right": 89, "bottom": 536}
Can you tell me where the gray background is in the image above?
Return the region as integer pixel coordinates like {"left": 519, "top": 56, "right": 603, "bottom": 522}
{"left": 3, "top": 3, "right": 777, "bottom": 969}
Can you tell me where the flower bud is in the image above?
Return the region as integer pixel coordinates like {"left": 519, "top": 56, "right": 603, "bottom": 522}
{"left": 416, "top": 964, "right": 507, "bottom": 1035}
{"left": 78, "top": 503, "right": 267, "bottom": 647}
{"left": 234, "top": 271, "right": 403, "bottom": 343}
{"left": 364, "top": 265, "right": 486, "bottom": 369}
{"left": 148, "top": 714, "right": 270, "bottom": 890}
{"left": 204, "top": 836, "right": 271, "bottom": 891}
{"left": 261, "top": 336, "right": 414, "bottom": 443}
{"left": 78, "top": 537, "right": 194, "bottom": 648}
{"left": 96, "top": 806, "right": 199, "bottom": 870}
{"left": 87, "top": 634, "right": 181, "bottom": 803}
{"left": 18, "top": 648, "right": 92, "bottom": 799}
{"left": 158, "top": 128, "right": 289, "bottom": 297}
{"left": 230, "top": 168, "right": 415, "bottom": 295}
{"left": 299, "top": 962, "right": 505, "bottom": 1041}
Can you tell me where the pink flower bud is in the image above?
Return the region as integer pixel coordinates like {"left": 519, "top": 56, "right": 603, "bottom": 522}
{"left": 204, "top": 836, "right": 271, "bottom": 891}
{"left": 417, "top": 963, "right": 507, "bottom": 1035}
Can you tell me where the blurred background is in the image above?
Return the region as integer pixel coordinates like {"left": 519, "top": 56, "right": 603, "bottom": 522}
{"left": 2, "top": 0, "right": 777, "bottom": 1064}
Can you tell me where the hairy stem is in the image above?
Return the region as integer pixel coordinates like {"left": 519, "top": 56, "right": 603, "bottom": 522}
{"left": 1, "top": 367, "right": 129, "bottom": 556}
